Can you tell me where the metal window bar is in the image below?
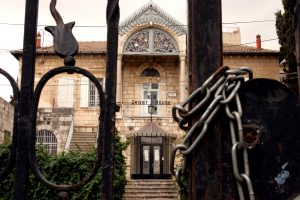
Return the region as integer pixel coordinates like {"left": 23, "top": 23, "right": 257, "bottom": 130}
{"left": 89, "top": 78, "right": 103, "bottom": 107}
{"left": 36, "top": 130, "right": 57, "bottom": 154}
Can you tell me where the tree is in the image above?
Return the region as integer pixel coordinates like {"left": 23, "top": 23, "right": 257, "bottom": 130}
{"left": 276, "top": 0, "right": 299, "bottom": 94}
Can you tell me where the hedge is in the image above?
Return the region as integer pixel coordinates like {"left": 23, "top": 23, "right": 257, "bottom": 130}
{"left": 0, "top": 131, "right": 128, "bottom": 200}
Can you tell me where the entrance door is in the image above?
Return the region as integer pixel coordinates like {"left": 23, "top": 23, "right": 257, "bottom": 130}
{"left": 141, "top": 144, "right": 163, "bottom": 178}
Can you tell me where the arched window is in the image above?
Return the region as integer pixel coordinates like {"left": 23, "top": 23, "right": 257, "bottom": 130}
{"left": 124, "top": 28, "right": 179, "bottom": 54}
{"left": 141, "top": 68, "right": 160, "bottom": 77}
{"left": 36, "top": 130, "right": 57, "bottom": 154}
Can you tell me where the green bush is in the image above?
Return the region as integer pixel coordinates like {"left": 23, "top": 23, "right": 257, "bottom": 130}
{"left": 177, "top": 173, "right": 188, "bottom": 200}
{"left": 0, "top": 131, "right": 128, "bottom": 199}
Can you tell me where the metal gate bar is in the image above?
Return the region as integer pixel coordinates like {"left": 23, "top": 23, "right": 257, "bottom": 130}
{"left": 0, "top": 0, "right": 120, "bottom": 199}
{"left": 187, "top": 0, "right": 226, "bottom": 199}
{"left": 102, "top": 1, "right": 120, "bottom": 199}
{"left": 3, "top": 0, "right": 300, "bottom": 199}
{"left": 14, "top": 0, "right": 39, "bottom": 199}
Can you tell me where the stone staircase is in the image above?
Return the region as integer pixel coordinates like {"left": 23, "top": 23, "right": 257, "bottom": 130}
{"left": 124, "top": 179, "right": 179, "bottom": 200}
{"left": 69, "top": 131, "right": 96, "bottom": 152}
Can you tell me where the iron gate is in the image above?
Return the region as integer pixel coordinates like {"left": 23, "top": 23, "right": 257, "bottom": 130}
{"left": 0, "top": 0, "right": 118, "bottom": 199}
{"left": 1, "top": 0, "right": 300, "bottom": 199}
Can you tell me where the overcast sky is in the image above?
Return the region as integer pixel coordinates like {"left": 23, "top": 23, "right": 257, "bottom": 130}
{"left": 0, "top": 0, "right": 283, "bottom": 100}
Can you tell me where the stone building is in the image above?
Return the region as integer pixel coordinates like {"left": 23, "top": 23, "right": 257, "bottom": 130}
{"left": 12, "top": 2, "right": 280, "bottom": 179}
{"left": 0, "top": 97, "right": 14, "bottom": 144}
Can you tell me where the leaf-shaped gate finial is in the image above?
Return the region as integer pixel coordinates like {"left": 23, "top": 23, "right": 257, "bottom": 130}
{"left": 45, "top": 0, "right": 78, "bottom": 65}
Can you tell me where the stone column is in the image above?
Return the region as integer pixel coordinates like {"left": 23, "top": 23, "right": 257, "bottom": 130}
{"left": 116, "top": 54, "right": 122, "bottom": 104}
{"left": 179, "top": 55, "right": 186, "bottom": 102}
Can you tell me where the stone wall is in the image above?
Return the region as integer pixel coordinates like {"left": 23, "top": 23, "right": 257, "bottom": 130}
{"left": 118, "top": 55, "right": 183, "bottom": 137}
{"left": 22, "top": 51, "right": 281, "bottom": 176}
{"left": 36, "top": 108, "right": 74, "bottom": 152}
{"left": 30, "top": 53, "right": 281, "bottom": 147}
{"left": 31, "top": 54, "right": 107, "bottom": 108}
{"left": 224, "top": 56, "right": 281, "bottom": 80}
{"left": 0, "top": 97, "right": 14, "bottom": 144}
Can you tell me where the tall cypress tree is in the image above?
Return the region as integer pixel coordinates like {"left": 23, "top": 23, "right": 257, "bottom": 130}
{"left": 276, "top": 0, "right": 299, "bottom": 94}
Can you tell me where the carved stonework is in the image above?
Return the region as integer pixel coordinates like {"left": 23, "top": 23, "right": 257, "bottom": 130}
{"left": 119, "top": 1, "right": 186, "bottom": 36}
{"left": 124, "top": 28, "right": 178, "bottom": 54}
{"left": 125, "top": 30, "right": 150, "bottom": 52}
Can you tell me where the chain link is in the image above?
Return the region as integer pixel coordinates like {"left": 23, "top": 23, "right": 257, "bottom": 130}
{"left": 171, "top": 66, "right": 255, "bottom": 199}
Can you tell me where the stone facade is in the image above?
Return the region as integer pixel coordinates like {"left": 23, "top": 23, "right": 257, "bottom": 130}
{"left": 11, "top": 2, "right": 281, "bottom": 179}
{"left": 224, "top": 56, "right": 280, "bottom": 80}
{"left": 36, "top": 108, "right": 74, "bottom": 153}
{"left": 0, "top": 97, "right": 14, "bottom": 144}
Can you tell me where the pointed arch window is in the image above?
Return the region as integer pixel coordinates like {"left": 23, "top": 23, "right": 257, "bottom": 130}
{"left": 124, "top": 28, "right": 179, "bottom": 54}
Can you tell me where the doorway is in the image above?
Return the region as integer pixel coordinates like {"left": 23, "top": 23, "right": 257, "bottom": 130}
{"left": 141, "top": 144, "right": 163, "bottom": 178}
{"left": 131, "top": 135, "right": 172, "bottom": 179}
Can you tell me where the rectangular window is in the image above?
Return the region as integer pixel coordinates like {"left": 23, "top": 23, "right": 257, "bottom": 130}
{"left": 142, "top": 83, "right": 159, "bottom": 115}
{"left": 89, "top": 78, "right": 104, "bottom": 107}
{"left": 57, "top": 78, "right": 74, "bottom": 108}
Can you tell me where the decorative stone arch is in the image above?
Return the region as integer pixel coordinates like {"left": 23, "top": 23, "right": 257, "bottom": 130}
{"left": 136, "top": 62, "right": 166, "bottom": 78}
{"left": 119, "top": 24, "right": 183, "bottom": 55}
{"left": 36, "top": 124, "right": 61, "bottom": 152}
{"left": 118, "top": 1, "right": 187, "bottom": 54}
{"left": 141, "top": 68, "right": 160, "bottom": 77}
{"left": 36, "top": 124, "right": 58, "bottom": 136}
{"left": 120, "top": 26, "right": 181, "bottom": 55}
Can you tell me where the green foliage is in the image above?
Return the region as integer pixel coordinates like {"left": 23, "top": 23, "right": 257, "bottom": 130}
{"left": 276, "top": 0, "right": 299, "bottom": 94}
{"left": 178, "top": 174, "right": 188, "bottom": 200}
{"left": 0, "top": 142, "right": 15, "bottom": 200}
{"left": 174, "top": 152, "right": 188, "bottom": 200}
{"left": 0, "top": 131, "right": 128, "bottom": 199}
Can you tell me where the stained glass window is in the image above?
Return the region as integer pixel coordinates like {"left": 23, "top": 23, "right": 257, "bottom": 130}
{"left": 125, "top": 30, "right": 150, "bottom": 52}
{"left": 153, "top": 29, "right": 177, "bottom": 53}
{"left": 124, "top": 28, "right": 178, "bottom": 54}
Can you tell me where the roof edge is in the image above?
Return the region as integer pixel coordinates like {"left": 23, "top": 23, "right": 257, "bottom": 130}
{"left": 119, "top": 1, "right": 186, "bottom": 36}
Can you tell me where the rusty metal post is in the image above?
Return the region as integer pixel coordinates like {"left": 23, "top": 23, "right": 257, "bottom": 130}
{"left": 14, "top": 0, "right": 39, "bottom": 199}
{"left": 294, "top": 0, "right": 300, "bottom": 95}
{"left": 103, "top": 0, "right": 120, "bottom": 199}
{"left": 187, "top": 0, "right": 224, "bottom": 199}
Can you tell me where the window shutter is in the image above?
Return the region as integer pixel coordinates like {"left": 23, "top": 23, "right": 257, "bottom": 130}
{"left": 80, "top": 76, "right": 89, "bottom": 107}
{"left": 57, "top": 78, "right": 74, "bottom": 108}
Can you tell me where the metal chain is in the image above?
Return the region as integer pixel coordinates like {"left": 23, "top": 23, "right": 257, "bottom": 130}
{"left": 171, "top": 66, "right": 255, "bottom": 200}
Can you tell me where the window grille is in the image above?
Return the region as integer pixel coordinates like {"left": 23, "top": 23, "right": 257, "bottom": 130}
{"left": 89, "top": 78, "right": 104, "bottom": 107}
{"left": 124, "top": 28, "right": 178, "bottom": 54}
{"left": 36, "top": 130, "right": 57, "bottom": 154}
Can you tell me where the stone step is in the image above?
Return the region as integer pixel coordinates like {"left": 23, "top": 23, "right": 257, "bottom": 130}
{"left": 124, "top": 198, "right": 177, "bottom": 200}
{"left": 124, "top": 194, "right": 178, "bottom": 198}
{"left": 125, "top": 193, "right": 176, "bottom": 197}
{"left": 69, "top": 132, "right": 97, "bottom": 152}
{"left": 126, "top": 186, "right": 176, "bottom": 190}
{"left": 124, "top": 180, "right": 178, "bottom": 200}
{"left": 124, "top": 196, "right": 178, "bottom": 199}
{"left": 126, "top": 180, "right": 175, "bottom": 184}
